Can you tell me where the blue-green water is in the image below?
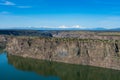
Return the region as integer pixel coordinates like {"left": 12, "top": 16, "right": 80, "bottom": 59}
{"left": 1, "top": 52, "right": 120, "bottom": 80}
{"left": 0, "top": 53, "right": 60, "bottom": 80}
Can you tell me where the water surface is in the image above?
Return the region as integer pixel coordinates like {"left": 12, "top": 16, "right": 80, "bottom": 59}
{"left": 0, "top": 53, "right": 60, "bottom": 80}
{"left": 1, "top": 52, "right": 120, "bottom": 80}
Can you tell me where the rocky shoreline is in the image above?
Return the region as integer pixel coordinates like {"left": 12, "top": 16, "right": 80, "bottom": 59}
{"left": 5, "top": 36, "right": 120, "bottom": 70}
{"left": 1, "top": 30, "right": 120, "bottom": 70}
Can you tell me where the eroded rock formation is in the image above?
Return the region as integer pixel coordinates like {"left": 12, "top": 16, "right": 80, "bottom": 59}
{"left": 6, "top": 36, "right": 120, "bottom": 70}
{"left": 0, "top": 35, "right": 7, "bottom": 49}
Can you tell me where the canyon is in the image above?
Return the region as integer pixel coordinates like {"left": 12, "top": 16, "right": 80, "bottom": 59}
{"left": 1, "top": 30, "right": 120, "bottom": 70}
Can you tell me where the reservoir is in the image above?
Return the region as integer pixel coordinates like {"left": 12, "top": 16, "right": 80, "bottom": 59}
{"left": 0, "top": 51, "right": 120, "bottom": 80}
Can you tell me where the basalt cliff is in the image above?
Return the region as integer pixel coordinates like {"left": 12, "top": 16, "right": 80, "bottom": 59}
{"left": 6, "top": 36, "right": 120, "bottom": 70}
{"left": 1, "top": 30, "right": 120, "bottom": 70}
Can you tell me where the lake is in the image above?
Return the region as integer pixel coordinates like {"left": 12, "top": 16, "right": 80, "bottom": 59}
{"left": 1, "top": 51, "right": 120, "bottom": 80}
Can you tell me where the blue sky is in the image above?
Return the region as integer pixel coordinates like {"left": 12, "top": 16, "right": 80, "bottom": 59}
{"left": 0, "top": 0, "right": 120, "bottom": 29}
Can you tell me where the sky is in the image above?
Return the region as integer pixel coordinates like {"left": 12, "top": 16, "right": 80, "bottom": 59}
{"left": 0, "top": 0, "right": 120, "bottom": 29}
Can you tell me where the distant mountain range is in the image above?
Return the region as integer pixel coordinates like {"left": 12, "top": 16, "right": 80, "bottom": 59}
{"left": 33, "top": 27, "right": 120, "bottom": 31}
{"left": 0, "top": 27, "right": 120, "bottom": 31}
{"left": 108, "top": 28, "right": 120, "bottom": 31}
{"left": 0, "top": 30, "right": 53, "bottom": 37}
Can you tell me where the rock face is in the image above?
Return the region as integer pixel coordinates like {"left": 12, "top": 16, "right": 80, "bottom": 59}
{"left": 52, "top": 31, "right": 120, "bottom": 40}
{"left": 6, "top": 36, "right": 120, "bottom": 70}
{"left": 0, "top": 35, "right": 7, "bottom": 49}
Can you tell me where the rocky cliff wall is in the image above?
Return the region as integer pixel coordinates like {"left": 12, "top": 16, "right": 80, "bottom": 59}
{"left": 52, "top": 31, "right": 120, "bottom": 40}
{"left": 6, "top": 36, "right": 120, "bottom": 70}
{"left": 0, "top": 35, "right": 7, "bottom": 49}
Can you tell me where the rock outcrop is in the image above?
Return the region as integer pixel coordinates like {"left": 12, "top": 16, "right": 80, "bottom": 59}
{"left": 52, "top": 31, "right": 120, "bottom": 40}
{"left": 6, "top": 36, "right": 120, "bottom": 70}
{"left": 0, "top": 35, "right": 7, "bottom": 49}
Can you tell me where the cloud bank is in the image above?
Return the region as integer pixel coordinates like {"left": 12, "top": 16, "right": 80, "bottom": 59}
{"left": 57, "top": 25, "right": 86, "bottom": 29}
{"left": 0, "top": 0, "right": 32, "bottom": 8}
{"left": 32, "top": 25, "right": 87, "bottom": 29}
{"left": 0, "top": 0, "right": 15, "bottom": 6}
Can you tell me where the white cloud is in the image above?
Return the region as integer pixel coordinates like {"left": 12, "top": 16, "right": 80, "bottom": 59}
{"left": 58, "top": 25, "right": 68, "bottom": 28}
{"left": 0, "top": 0, "right": 16, "bottom": 6}
{"left": 17, "top": 6, "right": 32, "bottom": 8}
{"left": 0, "top": 0, "right": 32, "bottom": 8}
{"left": 72, "top": 25, "right": 86, "bottom": 29}
{"left": 28, "top": 25, "right": 86, "bottom": 29}
{"left": 57, "top": 25, "right": 86, "bottom": 29}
